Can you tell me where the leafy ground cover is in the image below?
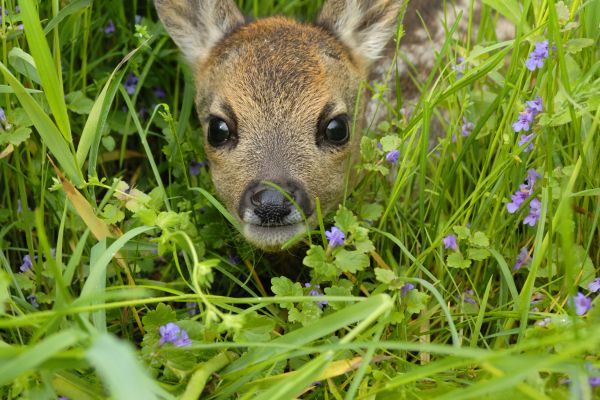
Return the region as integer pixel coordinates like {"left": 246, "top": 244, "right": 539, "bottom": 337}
{"left": 0, "top": 0, "right": 599, "bottom": 399}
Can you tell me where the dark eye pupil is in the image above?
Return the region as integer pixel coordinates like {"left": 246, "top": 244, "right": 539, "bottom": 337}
{"left": 325, "top": 118, "right": 349, "bottom": 143}
{"left": 208, "top": 118, "right": 230, "bottom": 147}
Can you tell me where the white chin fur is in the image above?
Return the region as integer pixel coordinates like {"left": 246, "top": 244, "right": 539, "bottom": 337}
{"left": 242, "top": 222, "right": 308, "bottom": 251}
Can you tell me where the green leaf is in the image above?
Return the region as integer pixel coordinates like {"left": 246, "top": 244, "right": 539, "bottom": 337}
{"left": 468, "top": 248, "right": 491, "bottom": 261}
{"left": 352, "top": 227, "right": 375, "bottom": 253}
{"left": 447, "top": 252, "right": 472, "bottom": 269}
{"left": 360, "top": 203, "right": 384, "bottom": 222}
{"left": 20, "top": 0, "right": 71, "bottom": 141}
{"left": 142, "top": 303, "right": 178, "bottom": 334}
{"left": 379, "top": 135, "right": 402, "bottom": 152}
{"left": 375, "top": 268, "right": 397, "bottom": 284}
{"left": 271, "top": 277, "right": 303, "bottom": 309}
{"left": 66, "top": 91, "right": 95, "bottom": 115}
{"left": 469, "top": 231, "right": 490, "bottom": 248}
{"left": 334, "top": 206, "right": 359, "bottom": 233}
{"left": 360, "top": 136, "right": 378, "bottom": 162}
{"left": 8, "top": 47, "right": 41, "bottom": 84}
{"left": 303, "top": 245, "right": 338, "bottom": 280}
{"left": 334, "top": 249, "right": 370, "bottom": 273}
{"left": 453, "top": 226, "right": 471, "bottom": 240}
{"left": 0, "top": 62, "right": 82, "bottom": 185}
{"left": 405, "top": 290, "right": 429, "bottom": 315}
{"left": 324, "top": 281, "right": 353, "bottom": 310}
{"left": 289, "top": 302, "right": 323, "bottom": 326}
{"left": 233, "top": 313, "right": 275, "bottom": 343}
{"left": 565, "top": 38, "right": 595, "bottom": 54}
{"left": 87, "top": 334, "right": 169, "bottom": 400}
{"left": 0, "top": 127, "right": 31, "bottom": 146}
{"left": 100, "top": 203, "right": 125, "bottom": 224}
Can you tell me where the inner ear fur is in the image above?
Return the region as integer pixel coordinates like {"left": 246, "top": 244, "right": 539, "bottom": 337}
{"left": 154, "top": 0, "right": 244, "bottom": 63}
{"left": 317, "top": 0, "right": 402, "bottom": 67}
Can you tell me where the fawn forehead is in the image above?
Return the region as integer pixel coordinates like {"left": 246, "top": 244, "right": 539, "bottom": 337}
{"left": 195, "top": 17, "right": 361, "bottom": 117}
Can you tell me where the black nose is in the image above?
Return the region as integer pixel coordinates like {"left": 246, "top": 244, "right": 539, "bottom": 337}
{"left": 240, "top": 181, "right": 311, "bottom": 226}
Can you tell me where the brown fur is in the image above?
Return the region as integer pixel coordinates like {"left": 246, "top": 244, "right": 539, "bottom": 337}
{"left": 155, "top": 0, "right": 402, "bottom": 250}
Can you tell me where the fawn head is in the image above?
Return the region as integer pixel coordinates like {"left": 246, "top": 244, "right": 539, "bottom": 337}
{"left": 155, "top": 0, "right": 401, "bottom": 251}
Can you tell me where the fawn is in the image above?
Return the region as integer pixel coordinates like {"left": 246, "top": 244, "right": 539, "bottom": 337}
{"left": 154, "top": 0, "right": 500, "bottom": 251}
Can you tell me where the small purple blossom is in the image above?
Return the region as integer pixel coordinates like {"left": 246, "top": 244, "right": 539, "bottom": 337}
{"left": 153, "top": 87, "right": 166, "bottom": 99}
{"left": 58, "top": 397, "right": 70, "bottom": 400}
{"left": 104, "top": 19, "right": 115, "bottom": 35}
{"left": 189, "top": 160, "right": 206, "bottom": 176}
{"left": 135, "top": 15, "right": 142, "bottom": 25}
{"left": 186, "top": 302, "right": 198, "bottom": 316}
{"left": 400, "top": 283, "right": 414, "bottom": 297}
{"left": 123, "top": 73, "right": 138, "bottom": 95}
{"left": 573, "top": 292, "right": 592, "bottom": 316}
{"left": 507, "top": 190, "right": 529, "bottom": 213}
{"left": 518, "top": 133, "right": 535, "bottom": 152}
{"left": 536, "top": 317, "right": 551, "bottom": 327}
{"left": 514, "top": 247, "right": 530, "bottom": 270}
{"left": 512, "top": 110, "right": 534, "bottom": 132}
{"left": 305, "top": 283, "right": 328, "bottom": 308}
{"left": 19, "top": 254, "right": 33, "bottom": 272}
{"left": 442, "top": 234, "right": 458, "bottom": 251}
{"left": 525, "top": 40, "right": 549, "bottom": 71}
{"left": 590, "top": 376, "right": 600, "bottom": 388}
{"left": 0, "top": 107, "right": 6, "bottom": 122}
{"left": 507, "top": 170, "right": 541, "bottom": 217}
{"left": 451, "top": 56, "right": 466, "bottom": 78}
{"left": 527, "top": 96, "right": 543, "bottom": 116}
{"left": 463, "top": 290, "right": 477, "bottom": 305}
{"left": 27, "top": 294, "right": 39, "bottom": 308}
{"left": 386, "top": 150, "right": 400, "bottom": 164}
{"left": 228, "top": 254, "right": 241, "bottom": 265}
{"left": 462, "top": 117, "right": 474, "bottom": 137}
{"left": 17, "top": 199, "right": 23, "bottom": 214}
{"left": 159, "top": 322, "right": 192, "bottom": 347}
{"left": 523, "top": 197, "right": 541, "bottom": 226}
{"left": 588, "top": 278, "right": 600, "bottom": 293}
{"left": 325, "top": 226, "right": 345, "bottom": 248}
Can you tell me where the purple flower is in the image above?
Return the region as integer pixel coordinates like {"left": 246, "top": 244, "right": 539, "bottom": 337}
{"left": 526, "top": 96, "right": 543, "bottom": 116}
{"left": 525, "top": 40, "right": 549, "bottom": 71}
{"left": 386, "top": 150, "right": 400, "bottom": 164}
{"left": 15, "top": 6, "right": 20, "bottom": 14}
{"left": 135, "top": 15, "right": 142, "bottom": 25}
{"left": 451, "top": 56, "right": 466, "bottom": 78}
{"left": 507, "top": 190, "right": 529, "bottom": 213}
{"left": 523, "top": 197, "right": 541, "bottom": 226}
{"left": 305, "top": 283, "right": 328, "bottom": 308}
{"left": 590, "top": 376, "right": 600, "bottom": 388}
{"left": 518, "top": 133, "right": 535, "bottom": 152}
{"left": 189, "top": 160, "right": 205, "bottom": 176}
{"left": 153, "top": 87, "right": 166, "bottom": 99}
{"left": 512, "top": 110, "right": 534, "bottom": 132}
{"left": 123, "top": 73, "right": 138, "bottom": 95}
{"left": 186, "top": 302, "right": 198, "bottom": 316}
{"left": 104, "top": 19, "right": 115, "bottom": 35}
{"left": 536, "top": 317, "right": 551, "bottom": 327}
{"left": 462, "top": 117, "right": 474, "bottom": 137}
{"left": 58, "top": 397, "right": 70, "bottom": 400}
{"left": 0, "top": 107, "right": 6, "bottom": 122}
{"left": 17, "top": 199, "right": 23, "bottom": 214}
{"left": 463, "top": 290, "right": 477, "bottom": 305}
{"left": 228, "top": 254, "right": 241, "bottom": 265}
{"left": 27, "top": 294, "right": 39, "bottom": 308}
{"left": 442, "top": 234, "right": 458, "bottom": 251}
{"left": 19, "top": 254, "right": 33, "bottom": 272}
{"left": 159, "top": 322, "right": 191, "bottom": 347}
{"left": 325, "top": 226, "right": 345, "bottom": 248}
{"left": 588, "top": 278, "right": 600, "bottom": 293}
{"left": 400, "top": 283, "right": 414, "bottom": 297}
{"left": 513, "top": 247, "right": 530, "bottom": 270}
{"left": 573, "top": 292, "right": 592, "bottom": 316}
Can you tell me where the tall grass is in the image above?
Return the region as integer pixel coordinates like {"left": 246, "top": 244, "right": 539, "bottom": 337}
{"left": 0, "top": 0, "right": 599, "bottom": 399}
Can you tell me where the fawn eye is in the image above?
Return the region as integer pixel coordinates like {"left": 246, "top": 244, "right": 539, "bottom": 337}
{"left": 207, "top": 117, "right": 232, "bottom": 147}
{"left": 324, "top": 116, "right": 349, "bottom": 144}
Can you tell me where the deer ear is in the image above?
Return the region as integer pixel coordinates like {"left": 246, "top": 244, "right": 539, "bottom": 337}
{"left": 317, "top": 0, "right": 402, "bottom": 67}
{"left": 154, "top": 0, "right": 245, "bottom": 63}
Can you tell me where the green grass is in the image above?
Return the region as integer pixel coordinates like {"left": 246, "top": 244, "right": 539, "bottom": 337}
{"left": 1, "top": 0, "right": 599, "bottom": 399}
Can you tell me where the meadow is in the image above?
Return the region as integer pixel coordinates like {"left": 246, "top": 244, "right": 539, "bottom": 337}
{"left": 0, "top": 0, "right": 599, "bottom": 399}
